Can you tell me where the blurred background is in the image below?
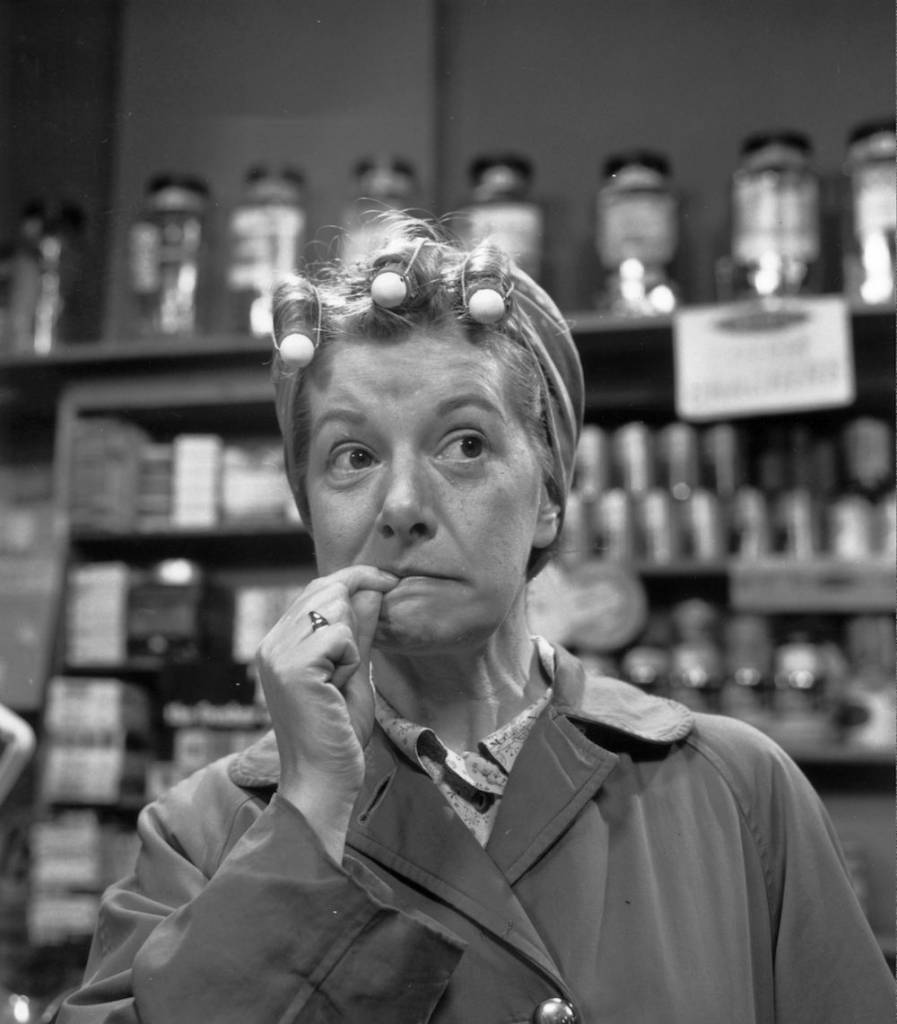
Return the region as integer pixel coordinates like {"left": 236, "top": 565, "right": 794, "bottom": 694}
{"left": 0, "top": 0, "right": 893, "bottom": 1014}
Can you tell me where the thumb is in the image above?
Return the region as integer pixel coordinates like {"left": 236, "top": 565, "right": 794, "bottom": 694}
{"left": 344, "top": 588, "right": 384, "bottom": 748}
{"left": 351, "top": 588, "right": 385, "bottom": 667}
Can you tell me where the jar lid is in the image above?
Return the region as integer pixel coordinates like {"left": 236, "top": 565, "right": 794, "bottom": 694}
{"left": 740, "top": 130, "right": 812, "bottom": 157}
{"left": 848, "top": 119, "right": 895, "bottom": 146}
{"left": 147, "top": 173, "right": 209, "bottom": 198}
{"left": 354, "top": 155, "right": 416, "bottom": 181}
{"left": 469, "top": 153, "right": 533, "bottom": 185}
{"left": 603, "top": 150, "right": 671, "bottom": 178}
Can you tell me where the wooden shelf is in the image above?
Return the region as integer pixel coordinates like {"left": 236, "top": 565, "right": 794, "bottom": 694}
{"left": 70, "top": 522, "right": 313, "bottom": 565}
{"left": 2, "top": 303, "right": 892, "bottom": 416}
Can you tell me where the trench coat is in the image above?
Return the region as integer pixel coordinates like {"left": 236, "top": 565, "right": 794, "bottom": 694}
{"left": 59, "top": 645, "right": 892, "bottom": 1023}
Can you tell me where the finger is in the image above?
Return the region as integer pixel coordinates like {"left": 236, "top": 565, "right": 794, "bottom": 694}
{"left": 301, "top": 565, "right": 399, "bottom": 602}
{"left": 350, "top": 588, "right": 384, "bottom": 666}
{"left": 343, "top": 667, "right": 376, "bottom": 748}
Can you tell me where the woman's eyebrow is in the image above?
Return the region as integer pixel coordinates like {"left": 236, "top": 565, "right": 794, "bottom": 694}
{"left": 436, "top": 393, "right": 507, "bottom": 421}
{"left": 310, "top": 407, "right": 367, "bottom": 438}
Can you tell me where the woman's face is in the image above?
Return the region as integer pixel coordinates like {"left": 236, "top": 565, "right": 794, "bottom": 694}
{"left": 302, "top": 330, "right": 559, "bottom": 653}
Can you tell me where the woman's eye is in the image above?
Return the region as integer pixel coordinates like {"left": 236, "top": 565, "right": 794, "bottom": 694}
{"left": 331, "top": 447, "right": 374, "bottom": 472}
{"left": 443, "top": 434, "right": 485, "bottom": 460}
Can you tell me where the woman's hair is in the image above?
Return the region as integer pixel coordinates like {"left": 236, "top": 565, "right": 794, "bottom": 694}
{"left": 272, "top": 212, "right": 582, "bottom": 578}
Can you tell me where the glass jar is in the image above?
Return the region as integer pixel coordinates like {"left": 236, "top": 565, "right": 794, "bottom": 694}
{"left": 729, "top": 131, "right": 819, "bottom": 298}
{"left": 227, "top": 166, "right": 306, "bottom": 337}
{"left": 456, "top": 154, "right": 543, "bottom": 280}
{"left": 843, "top": 120, "right": 896, "bottom": 306}
{"left": 341, "top": 156, "right": 419, "bottom": 263}
{"left": 128, "top": 175, "right": 209, "bottom": 336}
{"left": 596, "top": 151, "right": 678, "bottom": 316}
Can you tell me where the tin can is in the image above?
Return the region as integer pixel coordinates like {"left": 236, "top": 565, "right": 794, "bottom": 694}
{"left": 682, "top": 489, "right": 726, "bottom": 561}
{"left": 557, "top": 491, "right": 591, "bottom": 566}
{"left": 613, "top": 422, "right": 655, "bottom": 494}
{"left": 842, "top": 417, "right": 892, "bottom": 499}
{"left": 595, "top": 488, "right": 636, "bottom": 562}
{"left": 875, "top": 491, "right": 896, "bottom": 555}
{"left": 638, "top": 488, "right": 679, "bottom": 563}
{"left": 731, "top": 487, "right": 772, "bottom": 558}
{"left": 657, "top": 422, "right": 700, "bottom": 501}
{"left": 701, "top": 423, "right": 746, "bottom": 499}
{"left": 828, "top": 495, "right": 874, "bottom": 559}
{"left": 576, "top": 425, "right": 610, "bottom": 501}
{"left": 775, "top": 490, "right": 820, "bottom": 558}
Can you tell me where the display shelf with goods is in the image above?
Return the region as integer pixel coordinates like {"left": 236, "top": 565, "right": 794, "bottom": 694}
{"left": 4, "top": 294, "right": 893, "bottom": 971}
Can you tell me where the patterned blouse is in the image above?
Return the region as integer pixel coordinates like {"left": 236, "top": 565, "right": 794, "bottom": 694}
{"left": 374, "top": 641, "right": 555, "bottom": 846}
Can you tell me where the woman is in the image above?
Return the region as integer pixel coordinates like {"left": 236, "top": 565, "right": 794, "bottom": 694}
{"left": 60, "top": 217, "right": 891, "bottom": 1023}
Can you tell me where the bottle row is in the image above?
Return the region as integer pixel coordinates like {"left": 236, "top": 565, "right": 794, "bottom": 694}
{"left": 562, "top": 416, "right": 895, "bottom": 563}
{"left": 577, "top": 603, "right": 894, "bottom": 752}
{"left": 2, "top": 118, "right": 893, "bottom": 354}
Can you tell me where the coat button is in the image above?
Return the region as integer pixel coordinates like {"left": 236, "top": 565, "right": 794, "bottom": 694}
{"left": 532, "top": 997, "right": 578, "bottom": 1024}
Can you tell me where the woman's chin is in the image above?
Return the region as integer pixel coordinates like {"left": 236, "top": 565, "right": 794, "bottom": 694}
{"left": 374, "top": 596, "right": 496, "bottom": 654}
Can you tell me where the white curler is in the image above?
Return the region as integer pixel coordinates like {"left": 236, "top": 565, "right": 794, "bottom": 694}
{"left": 277, "top": 332, "right": 317, "bottom": 369}
{"left": 370, "top": 236, "right": 428, "bottom": 310}
{"left": 272, "top": 276, "right": 322, "bottom": 371}
{"left": 370, "top": 270, "right": 408, "bottom": 309}
{"left": 468, "top": 287, "right": 508, "bottom": 324}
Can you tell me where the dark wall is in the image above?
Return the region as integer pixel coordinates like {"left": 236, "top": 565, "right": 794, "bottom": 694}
{"left": 436, "top": 0, "right": 895, "bottom": 308}
{"left": 5, "top": 1, "right": 893, "bottom": 333}
{"left": 104, "top": 0, "right": 436, "bottom": 337}
{"left": 6, "top": 0, "right": 121, "bottom": 337}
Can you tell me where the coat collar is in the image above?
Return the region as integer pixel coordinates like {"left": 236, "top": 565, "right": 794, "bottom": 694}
{"left": 228, "top": 645, "right": 693, "bottom": 789}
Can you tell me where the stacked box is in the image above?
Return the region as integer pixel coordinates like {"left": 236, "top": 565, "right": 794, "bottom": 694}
{"left": 231, "top": 584, "right": 303, "bottom": 663}
{"left": 40, "top": 676, "right": 150, "bottom": 805}
{"left": 27, "top": 811, "right": 139, "bottom": 946}
{"left": 69, "top": 418, "right": 148, "bottom": 531}
{"left": 220, "top": 441, "right": 288, "bottom": 524}
{"left": 136, "top": 441, "right": 174, "bottom": 530}
{"left": 65, "top": 562, "right": 130, "bottom": 666}
{"left": 171, "top": 434, "right": 222, "bottom": 528}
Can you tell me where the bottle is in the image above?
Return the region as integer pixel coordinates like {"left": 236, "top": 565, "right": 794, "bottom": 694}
{"left": 596, "top": 151, "right": 678, "bottom": 316}
{"left": 456, "top": 154, "right": 543, "bottom": 279}
{"left": 128, "top": 175, "right": 209, "bottom": 337}
{"left": 772, "top": 624, "right": 829, "bottom": 738}
{"left": 7, "top": 201, "right": 46, "bottom": 353}
{"left": 669, "top": 599, "right": 724, "bottom": 712}
{"left": 722, "top": 614, "right": 774, "bottom": 725}
{"left": 728, "top": 131, "right": 820, "bottom": 299}
{"left": 341, "top": 156, "right": 420, "bottom": 263}
{"left": 621, "top": 612, "right": 673, "bottom": 696}
{"left": 841, "top": 417, "right": 892, "bottom": 501}
{"left": 227, "top": 166, "right": 306, "bottom": 337}
{"left": 657, "top": 422, "right": 700, "bottom": 502}
{"left": 32, "top": 204, "right": 86, "bottom": 354}
{"left": 843, "top": 120, "right": 896, "bottom": 307}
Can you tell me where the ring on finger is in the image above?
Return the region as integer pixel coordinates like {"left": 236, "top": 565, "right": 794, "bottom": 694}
{"left": 308, "top": 610, "right": 329, "bottom": 632}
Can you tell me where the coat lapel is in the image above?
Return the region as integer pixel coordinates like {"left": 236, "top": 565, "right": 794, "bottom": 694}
{"left": 347, "top": 727, "right": 568, "bottom": 985}
{"left": 227, "top": 644, "right": 694, "bottom": 994}
{"left": 485, "top": 708, "right": 618, "bottom": 883}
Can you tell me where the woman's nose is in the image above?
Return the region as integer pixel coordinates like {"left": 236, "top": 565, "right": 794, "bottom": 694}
{"left": 375, "top": 458, "right": 436, "bottom": 542}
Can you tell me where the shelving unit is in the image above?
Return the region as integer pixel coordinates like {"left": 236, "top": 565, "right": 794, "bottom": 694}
{"left": 1, "top": 297, "right": 893, "bottom": 974}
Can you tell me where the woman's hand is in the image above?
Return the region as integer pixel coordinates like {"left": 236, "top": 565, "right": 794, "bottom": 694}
{"left": 255, "top": 565, "right": 398, "bottom": 862}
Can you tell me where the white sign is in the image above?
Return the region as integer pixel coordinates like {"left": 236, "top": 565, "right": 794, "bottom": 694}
{"left": 673, "top": 296, "right": 855, "bottom": 420}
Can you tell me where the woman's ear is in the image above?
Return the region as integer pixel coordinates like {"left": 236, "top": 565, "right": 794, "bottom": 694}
{"left": 533, "top": 489, "right": 561, "bottom": 549}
